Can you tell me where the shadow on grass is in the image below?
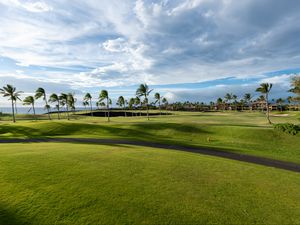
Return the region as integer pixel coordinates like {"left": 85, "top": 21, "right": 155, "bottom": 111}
{"left": 0, "top": 205, "right": 24, "bottom": 225}
{"left": 0, "top": 121, "right": 211, "bottom": 147}
{"left": 0, "top": 125, "right": 39, "bottom": 138}
{"left": 131, "top": 122, "right": 207, "bottom": 133}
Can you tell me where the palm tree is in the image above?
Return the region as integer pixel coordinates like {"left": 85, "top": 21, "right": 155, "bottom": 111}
{"left": 128, "top": 98, "right": 135, "bottom": 109}
{"left": 162, "top": 97, "right": 168, "bottom": 112}
{"left": 224, "top": 93, "right": 232, "bottom": 110}
{"left": 67, "top": 93, "right": 76, "bottom": 114}
{"left": 136, "top": 84, "right": 153, "bottom": 120}
{"left": 12, "top": 92, "right": 22, "bottom": 115}
{"left": 287, "top": 96, "right": 293, "bottom": 111}
{"left": 49, "top": 93, "right": 61, "bottom": 119}
{"left": 83, "top": 100, "right": 89, "bottom": 113}
{"left": 289, "top": 75, "right": 300, "bottom": 107}
{"left": 99, "top": 90, "right": 111, "bottom": 122}
{"left": 117, "top": 96, "right": 127, "bottom": 117}
{"left": 135, "top": 96, "right": 141, "bottom": 116}
{"left": 23, "top": 96, "right": 36, "bottom": 120}
{"left": 154, "top": 92, "right": 162, "bottom": 115}
{"left": 84, "top": 93, "right": 93, "bottom": 116}
{"left": 232, "top": 94, "right": 238, "bottom": 110}
{"left": 59, "top": 93, "right": 69, "bottom": 120}
{"left": 256, "top": 83, "right": 273, "bottom": 124}
{"left": 216, "top": 98, "right": 223, "bottom": 111}
{"left": 276, "top": 98, "right": 284, "bottom": 112}
{"left": 35, "top": 87, "right": 51, "bottom": 120}
{"left": 0, "top": 84, "right": 22, "bottom": 122}
{"left": 243, "top": 93, "right": 252, "bottom": 110}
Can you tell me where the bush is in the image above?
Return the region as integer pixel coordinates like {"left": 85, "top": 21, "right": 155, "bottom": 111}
{"left": 274, "top": 123, "right": 300, "bottom": 135}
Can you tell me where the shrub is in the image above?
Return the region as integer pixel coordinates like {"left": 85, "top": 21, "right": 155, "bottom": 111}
{"left": 274, "top": 123, "right": 300, "bottom": 135}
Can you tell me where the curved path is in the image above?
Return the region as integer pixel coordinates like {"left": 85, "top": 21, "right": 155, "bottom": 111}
{"left": 1, "top": 138, "right": 300, "bottom": 173}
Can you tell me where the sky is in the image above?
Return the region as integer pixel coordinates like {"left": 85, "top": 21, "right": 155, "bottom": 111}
{"left": 0, "top": 0, "right": 299, "bottom": 107}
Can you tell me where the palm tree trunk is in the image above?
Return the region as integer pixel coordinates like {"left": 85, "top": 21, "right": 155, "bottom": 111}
{"left": 57, "top": 100, "right": 61, "bottom": 120}
{"left": 45, "top": 97, "right": 51, "bottom": 120}
{"left": 124, "top": 106, "right": 127, "bottom": 117}
{"left": 14, "top": 101, "right": 18, "bottom": 115}
{"left": 266, "top": 94, "right": 271, "bottom": 124}
{"left": 11, "top": 99, "right": 16, "bottom": 123}
{"left": 66, "top": 105, "right": 70, "bottom": 120}
{"left": 147, "top": 106, "right": 149, "bottom": 120}
{"left": 159, "top": 101, "right": 161, "bottom": 115}
{"left": 107, "top": 98, "right": 110, "bottom": 122}
{"left": 90, "top": 99, "right": 93, "bottom": 116}
{"left": 32, "top": 103, "right": 36, "bottom": 120}
{"left": 146, "top": 98, "right": 149, "bottom": 121}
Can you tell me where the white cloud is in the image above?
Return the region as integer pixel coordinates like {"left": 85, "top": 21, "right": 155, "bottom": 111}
{"left": 0, "top": 0, "right": 299, "bottom": 99}
{"left": 260, "top": 74, "right": 296, "bottom": 86}
{"left": 0, "top": 0, "right": 52, "bottom": 12}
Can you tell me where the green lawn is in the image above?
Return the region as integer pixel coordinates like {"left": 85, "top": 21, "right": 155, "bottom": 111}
{"left": 1, "top": 111, "right": 299, "bottom": 163}
{"left": 1, "top": 143, "right": 300, "bottom": 225}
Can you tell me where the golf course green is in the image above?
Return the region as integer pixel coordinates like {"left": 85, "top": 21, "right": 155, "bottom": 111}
{"left": 0, "top": 111, "right": 300, "bottom": 224}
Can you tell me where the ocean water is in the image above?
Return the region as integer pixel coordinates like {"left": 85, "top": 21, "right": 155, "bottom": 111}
{"left": 0, "top": 107, "right": 86, "bottom": 115}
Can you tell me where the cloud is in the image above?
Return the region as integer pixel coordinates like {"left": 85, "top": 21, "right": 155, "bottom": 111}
{"left": 0, "top": 0, "right": 300, "bottom": 105}
{"left": 0, "top": 0, "right": 52, "bottom": 12}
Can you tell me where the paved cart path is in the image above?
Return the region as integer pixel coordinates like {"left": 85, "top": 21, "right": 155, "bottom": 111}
{"left": 1, "top": 138, "right": 300, "bottom": 173}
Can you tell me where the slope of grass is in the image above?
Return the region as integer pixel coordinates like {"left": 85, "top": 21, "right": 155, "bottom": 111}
{"left": 1, "top": 111, "right": 299, "bottom": 163}
{"left": 0, "top": 143, "right": 300, "bottom": 225}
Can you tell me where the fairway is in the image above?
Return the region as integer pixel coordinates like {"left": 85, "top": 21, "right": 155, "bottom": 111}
{"left": 1, "top": 111, "right": 300, "bottom": 163}
{"left": 1, "top": 143, "right": 300, "bottom": 225}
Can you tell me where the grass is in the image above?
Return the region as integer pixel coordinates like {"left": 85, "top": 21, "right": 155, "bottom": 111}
{"left": 1, "top": 111, "right": 300, "bottom": 163}
{"left": 1, "top": 143, "right": 300, "bottom": 225}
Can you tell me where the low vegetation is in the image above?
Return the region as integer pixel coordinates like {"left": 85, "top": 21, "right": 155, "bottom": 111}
{"left": 274, "top": 123, "right": 300, "bottom": 135}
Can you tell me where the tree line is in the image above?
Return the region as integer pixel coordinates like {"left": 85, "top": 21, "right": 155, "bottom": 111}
{"left": 0, "top": 83, "right": 167, "bottom": 123}
{"left": 0, "top": 75, "right": 299, "bottom": 124}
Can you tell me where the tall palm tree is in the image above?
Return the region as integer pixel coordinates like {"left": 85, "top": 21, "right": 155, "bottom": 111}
{"left": 224, "top": 93, "right": 233, "bottom": 110}
{"left": 49, "top": 93, "right": 61, "bottom": 120}
{"left": 59, "top": 93, "right": 69, "bottom": 120}
{"left": 243, "top": 93, "right": 252, "bottom": 110}
{"left": 162, "top": 97, "right": 168, "bottom": 112}
{"left": 276, "top": 98, "right": 284, "bottom": 112}
{"left": 23, "top": 96, "right": 36, "bottom": 120}
{"left": 216, "top": 98, "right": 223, "bottom": 111}
{"left": 162, "top": 97, "right": 168, "bottom": 105}
{"left": 289, "top": 75, "right": 300, "bottom": 106}
{"left": 67, "top": 93, "right": 76, "bottom": 114}
{"left": 99, "top": 90, "right": 111, "bottom": 122}
{"left": 83, "top": 100, "right": 89, "bottom": 113}
{"left": 117, "top": 96, "right": 127, "bottom": 117}
{"left": 232, "top": 94, "right": 238, "bottom": 110}
{"left": 35, "top": 87, "right": 51, "bottom": 120}
{"left": 136, "top": 84, "right": 153, "bottom": 120}
{"left": 287, "top": 96, "right": 293, "bottom": 111}
{"left": 0, "top": 84, "right": 22, "bottom": 123}
{"left": 84, "top": 93, "right": 93, "bottom": 116}
{"left": 154, "top": 92, "right": 162, "bottom": 115}
{"left": 12, "top": 91, "right": 22, "bottom": 115}
{"left": 135, "top": 96, "right": 141, "bottom": 116}
{"left": 129, "top": 98, "right": 135, "bottom": 109}
{"left": 128, "top": 97, "right": 135, "bottom": 115}
{"left": 256, "top": 83, "right": 273, "bottom": 124}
